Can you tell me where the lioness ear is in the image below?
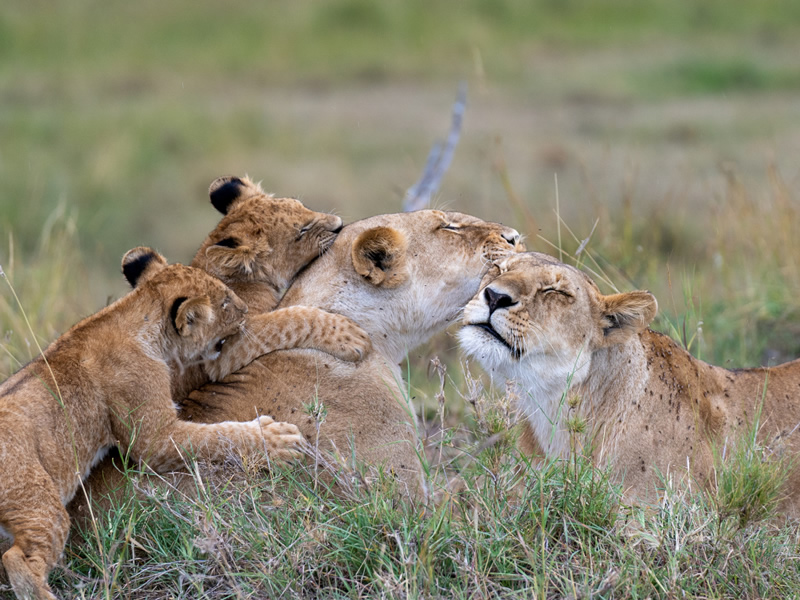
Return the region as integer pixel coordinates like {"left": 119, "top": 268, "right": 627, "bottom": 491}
{"left": 600, "top": 291, "right": 657, "bottom": 344}
{"left": 171, "top": 295, "right": 214, "bottom": 337}
{"left": 122, "top": 246, "right": 168, "bottom": 288}
{"left": 208, "top": 175, "right": 265, "bottom": 215}
{"left": 351, "top": 226, "right": 409, "bottom": 288}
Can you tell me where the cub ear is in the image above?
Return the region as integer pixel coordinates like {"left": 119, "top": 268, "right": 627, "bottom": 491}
{"left": 171, "top": 295, "right": 214, "bottom": 337}
{"left": 208, "top": 175, "right": 265, "bottom": 215}
{"left": 599, "top": 291, "right": 658, "bottom": 345}
{"left": 351, "top": 226, "right": 409, "bottom": 288}
{"left": 122, "top": 246, "right": 168, "bottom": 288}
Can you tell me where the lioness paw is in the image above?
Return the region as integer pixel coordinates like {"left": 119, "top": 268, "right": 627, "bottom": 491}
{"left": 256, "top": 416, "right": 305, "bottom": 460}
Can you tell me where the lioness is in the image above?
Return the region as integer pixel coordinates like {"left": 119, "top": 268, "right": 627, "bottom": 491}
{"left": 0, "top": 250, "right": 303, "bottom": 600}
{"left": 182, "top": 210, "right": 521, "bottom": 498}
{"left": 459, "top": 252, "right": 800, "bottom": 516}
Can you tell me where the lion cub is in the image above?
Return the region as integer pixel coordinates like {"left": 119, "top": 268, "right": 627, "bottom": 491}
{"left": 71, "top": 176, "right": 370, "bottom": 524}
{"left": 0, "top": 249, "right": 303, "bottom": 600}
{"left": 460, "top": 252, "right": 800, "bottom": 517}
{"left": 168, "top": 174, "right": 371, "bottom": 399}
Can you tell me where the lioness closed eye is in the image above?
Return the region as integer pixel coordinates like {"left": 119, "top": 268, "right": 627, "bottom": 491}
{"left": 0, "top": 249, "right": 303, "bottom": 600}
{"left": 460, "top": 251, "right": 800, "bottom": 517}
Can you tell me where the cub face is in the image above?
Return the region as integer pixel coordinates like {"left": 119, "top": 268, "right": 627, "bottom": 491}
{"left": 459, "top": 252, "right": 657, "bottom": 382}
{"left": 122, "top": 246, "right": 249, "bottom": 362}
{"left": 192, "top": 175, "right": 343, "bottom": 291}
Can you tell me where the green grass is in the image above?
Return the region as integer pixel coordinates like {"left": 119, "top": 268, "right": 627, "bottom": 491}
{"left": 36, "top": 390, "right": 800, "bottom": 599}
{"left": 3, "top": 1, "right": 800, "bottom": 597}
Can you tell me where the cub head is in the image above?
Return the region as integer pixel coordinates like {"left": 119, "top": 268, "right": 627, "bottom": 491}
{"left": 459, "top": 252, "right": 657, "bottom": 382}
{"left": 281, "top": 209, "right": 522, "bottom": 360}
{"left": 191, "top": 175, "right": 343, "bottom": 299}
{"left": 122, "top": 246, "right": 249, "bottom": 361}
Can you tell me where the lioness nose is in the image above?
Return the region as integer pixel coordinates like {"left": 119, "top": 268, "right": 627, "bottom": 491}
{"left": 485, "top": 287, "right": 515, "bottom": 314}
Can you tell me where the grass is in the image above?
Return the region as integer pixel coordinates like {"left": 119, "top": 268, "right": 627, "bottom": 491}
{"left": 3, "top": 0, "right": 800, "bottom": 597}
{"left": 21, "top": 374, "right": 797, "bottom": 599}
{"left": 3, "top": 0, "right": 800, "bottom": 279}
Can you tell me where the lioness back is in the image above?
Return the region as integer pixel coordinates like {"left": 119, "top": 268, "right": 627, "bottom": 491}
{"left": 0, "top": 248, "right": 303, "bottom": 600}
{"left": 460, "top": 251, "right": 800, "bottom": 518}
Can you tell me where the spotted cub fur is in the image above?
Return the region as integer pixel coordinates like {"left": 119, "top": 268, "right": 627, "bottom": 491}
{"left": 167, "top": 175, "right": 371, "bottom": 400}
{"left": 0, "top": 249, "right": 303, "bottom": 600}
{"left": 71, "top": 175, "right": 369, "bottom": 525}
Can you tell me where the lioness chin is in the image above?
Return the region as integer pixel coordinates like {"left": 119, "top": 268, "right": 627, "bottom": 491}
{"left": 460, "top": 251, "right": 800, "bottom": 518}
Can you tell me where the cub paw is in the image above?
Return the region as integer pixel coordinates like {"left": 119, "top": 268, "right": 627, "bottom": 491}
{"left": 255, "top": 416, "right": 305, "bottom": 461}
{"left": 325, "top": 316, "right": 372, "bottom": 362}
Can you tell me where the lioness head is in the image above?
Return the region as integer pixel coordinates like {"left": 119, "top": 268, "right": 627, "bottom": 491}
{"left": 459, "top": 252, "right": 657, "bottom": 386}
{"left": 122, "top": 246, "right": 249, "bottom": 361}
{"left": 191, "top": 175, "right": 343, "bottom": 295}
{"left": 280, "top": 209, "right": 522, "bottom": 361}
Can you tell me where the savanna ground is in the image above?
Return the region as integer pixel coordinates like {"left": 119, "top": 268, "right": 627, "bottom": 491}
{"left": 2, "top": 1, "right": 800, "bottom": 597}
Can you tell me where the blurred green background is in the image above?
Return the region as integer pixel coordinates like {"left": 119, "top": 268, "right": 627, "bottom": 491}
{"left": 2, "top": 0, "right": 800, "bottom": 374}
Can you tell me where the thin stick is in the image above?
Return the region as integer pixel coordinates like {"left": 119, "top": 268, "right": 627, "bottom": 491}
{"left": 403, "top": 82, "right": 467, "bottom": 211}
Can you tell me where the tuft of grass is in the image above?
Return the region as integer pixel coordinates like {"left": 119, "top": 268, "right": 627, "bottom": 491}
{"left": 646, "top": 57, "right": 800, "bottom": 96}
{"left": 0, "top": 207, "right": 102, "bottom": 377}
{"left": 713, "top": 389, "right": 792, "bottom": 530}
{"left": 714, "top": 432, "right": 790, "bottom": 529}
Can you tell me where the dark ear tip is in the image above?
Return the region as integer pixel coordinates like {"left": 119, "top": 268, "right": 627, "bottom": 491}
{"left": 121, "top": 246, "right": 162, "bottom": 287}
{"left": 170, "top": 296, "right": 189, "bottom": 333}
{"left": 209, "top": 176, "right": 244, "bottom": 215}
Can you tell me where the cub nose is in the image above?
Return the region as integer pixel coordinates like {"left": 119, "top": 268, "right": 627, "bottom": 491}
{"left": 484, "top": 287, "right": 515, "bottom": 315}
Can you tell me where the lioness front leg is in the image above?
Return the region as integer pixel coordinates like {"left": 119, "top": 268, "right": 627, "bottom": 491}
{"left": 204, "top": 307, "right": 371, "bottom": 381}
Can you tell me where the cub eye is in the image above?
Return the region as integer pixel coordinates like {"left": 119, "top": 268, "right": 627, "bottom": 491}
{"left": 214, "top": 237, "right": 239, "bottom": 248}
{"left": 297, "top": 222, "right": 315, "bottom": 237}
{"left": 221, "top": 297, "right": 230, "bottom": 309}
{"left": 440, "top": 223, "right": 462, "bottom": 231}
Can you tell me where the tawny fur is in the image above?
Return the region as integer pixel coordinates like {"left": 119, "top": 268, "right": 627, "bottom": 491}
{"left": 459, "top": 252, "right": 800, "bottom": 517}
{"left": 72, "top": 175, "right": 370, "bottom": 522}
{"left": 177, "top": 174, "right": 371, "bottom": 399}
{"left": 181, "top": 210, "right": 521, "bottom": 499}
{"left": 0, "top": 253, "right": 304, "bottom": 600}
